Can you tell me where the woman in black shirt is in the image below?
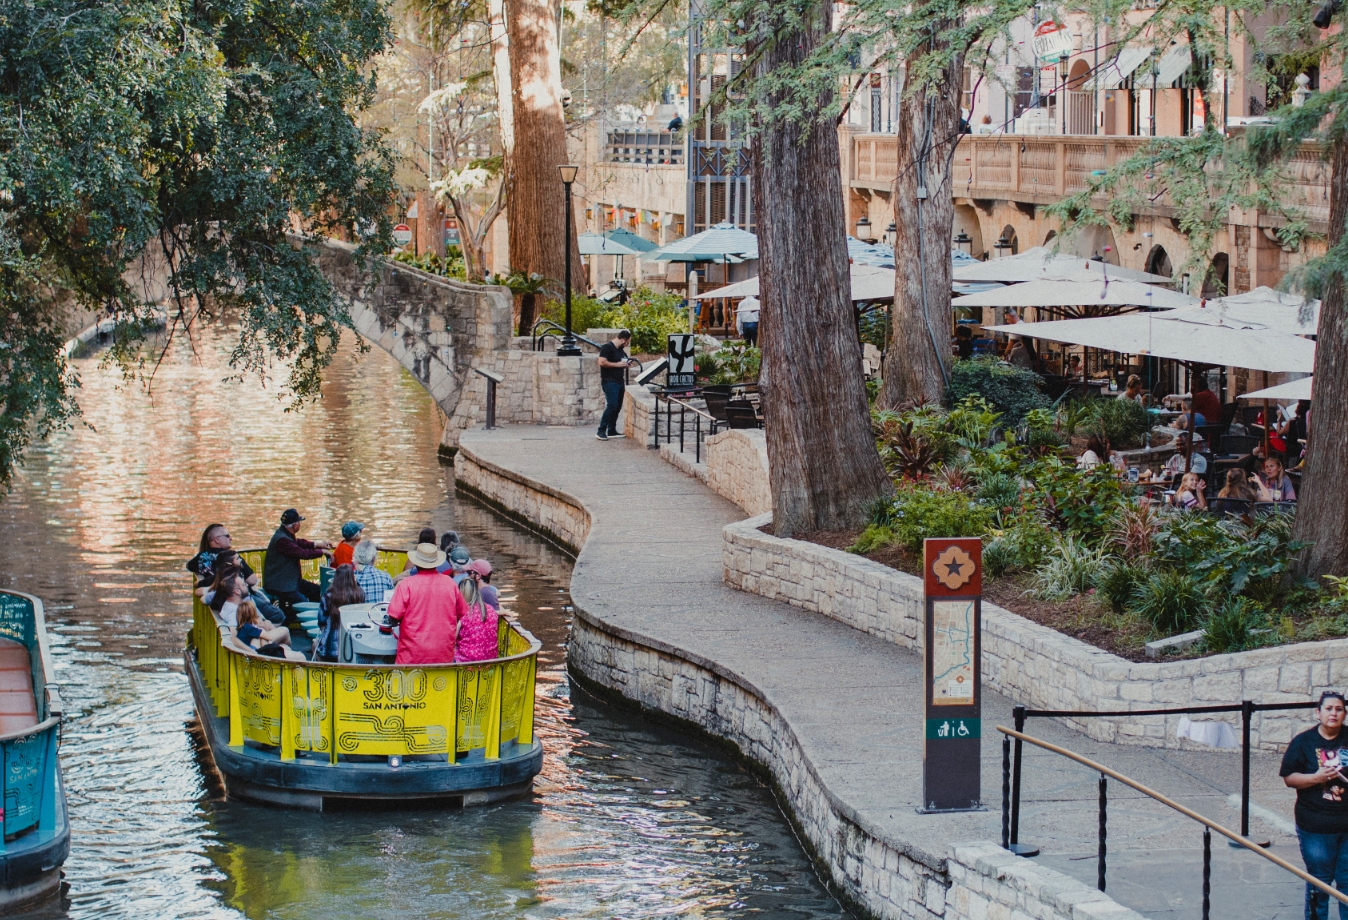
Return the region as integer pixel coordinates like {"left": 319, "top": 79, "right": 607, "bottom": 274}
{"left": 1282, "top": 691, "right": 1348, "bottom": 919}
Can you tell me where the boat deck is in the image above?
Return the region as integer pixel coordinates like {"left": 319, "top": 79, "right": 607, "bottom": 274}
{"left": 0, "top": 638, "right": 37, "bottom": 735}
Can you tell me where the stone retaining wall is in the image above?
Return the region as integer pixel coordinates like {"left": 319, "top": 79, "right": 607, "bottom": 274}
{"left": 724, "top": 515, "right": 1339, "bottom": 751}
{"left": 453, "top": 443, "right": 1145, "bottom": 920}
{"left": 705, "top": 429, "right": 772, "bottom": 516}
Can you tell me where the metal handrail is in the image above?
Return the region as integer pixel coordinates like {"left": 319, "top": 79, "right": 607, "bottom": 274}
{"left": 998, "top": 726, "right": 1348, "bottom": 915}
{"left": 530, "top": 318, "right": 603, "bottom": 353}
{"left": 653, "top": 390, "right": 720, "bottom": 464}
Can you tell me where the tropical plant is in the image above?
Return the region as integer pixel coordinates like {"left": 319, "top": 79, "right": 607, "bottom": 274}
{"left": 976, "top": 472, "right": 1021, "bottom": 512}
{"left": 616, "top": 289, "right": 691, "bottom": 354}
{"left": 1025, "top": 456, "right": 1125, "bottom": 541}
{"left": 1031, "top": 536, "right": 1108, "bottom": 601}
{"left": 540, "top": 294, "right": 620, "bottom": 338}
{"left": 875, "top": 483, "right": 994, "bottom": 552}
{"left": 945, "top": 357, "right": 1049, "bottom": 424}
{"left": 1107, "top": 501, "right": 1161, "bottom": 560}
{"left": 1096, "top": 560, "right": 1148, "bottom": 614}
{"left": 983, "top": 513, "right": 1055, "bottom": 578}
{"left": 874, "top": 415, "right": 946, "bottom": 480}
{"left": 1087, "top": 398, "right": 1151, "bottom": 450}
{"left": 394, "top": 247, "right": 468, "bottom": 280}
{"left": 1132, "top": 571, "right": 1209, "bottom": 635}
{"left": 945, "top": 395, "right": 1003, "bottom": 450}
{"left": 1204, "top": 598, "right": 1270, "bottom": 655}
{"left": 1056, "top": 399, "right": 1095, "bottom": 440}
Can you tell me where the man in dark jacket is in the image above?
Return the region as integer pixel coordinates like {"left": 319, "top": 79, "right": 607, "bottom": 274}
{"left": 263, "top": 509, "right": 332, "bottom": 611}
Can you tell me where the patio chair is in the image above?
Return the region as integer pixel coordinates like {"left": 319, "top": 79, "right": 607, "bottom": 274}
{"left": 725, "top": 405, "right": 762, "bottom": 429}
{"left": 1220, "top": 434, "right": 1260, "bottom": 456}
{"left": 1196, "top": 424, "right": 1226, "bottom": 446}
{"left": 701, "top": 392, "right": 731, "bottom": 423}
{"left": 1209, "top": 497, "right": 1253, "bottom": 516}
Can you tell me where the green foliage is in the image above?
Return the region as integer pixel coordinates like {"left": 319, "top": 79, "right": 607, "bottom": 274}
{"left": 873, "top": 407, "right": 953, "bottom": 479}
{"left": 698, "top": 342, "right": 760, "bottom": 385}
{"left": 0, "top": 0, "right": 399, "bottom": 487}
{"left": 1056, "top": 400, "right": 1094, "bottom": 440}
{"left": 976, "top": 472, "right": 1020, "bottom": 512}
{"left": 617, "top": 288, "right": 690, "bottom": 354}
{"left": 874, "top": 483, "right": 994, "bottom": 553}
{"left": 1204, "top": 598, "right": 1270, "bottom": 655}
{"left": 848, "top": 524, "right": 895, "bottom": 554}
{"left": 945, "top": 395, "right": 1002, "bottom": 450}
{"left": 541, "top": 294, "right": 620, "bottom": 337}
{"left": 487, "top": 271, "right": 549, "bottom": 296}
{"left": 394, "top": 247, "right": 467, "bottom": 280}
{"left": 1151, "top": 511, "right": 1306, "bottom": 602}
{"left": 946, "top": 358, "right": 1048, "bottom": 425}
{"left": 984, "top": 514, "right": 1054, "bottom": 578}
{"left": 1096, "top": 560, "right": 1148, "bottom": 614}
{"left": 1031, "top": 536, "right": 1108, "bottom": 601}
{"left": 1132, "top": 571, "right": 1209, "bottom": 635}
{"left": 1024, "top": 456, "right": 1125, "bottom": 541}
{"left": 1086, "top": 398, "right": 1151, "bottom": 450}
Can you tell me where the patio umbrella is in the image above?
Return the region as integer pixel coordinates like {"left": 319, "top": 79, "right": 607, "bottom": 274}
{"left": 953, "top": 271, "right": 1197, "bottom": 314}
{"left": 648, "top": 222, "right": 758, "bottom": 262}
{"left": 1240, "top": 377, "right": 1313, "bottom": 401}
{"left": 953, "top": 247, "right": 1173, "bottom": 284}
{"left": 982, "top": 312, "right": 1316, "bottom": 374}
{"left": 603, "top": 227, "right": 659, "bottom": 253}
{"left": 578, "top": 231, "right": 642, "bottom": 256}
{"left": 1182, "top": 287, "right": 1320, "bottom": 337}
{"left": 692, "top": 264, "right": 897, "bottom": 302}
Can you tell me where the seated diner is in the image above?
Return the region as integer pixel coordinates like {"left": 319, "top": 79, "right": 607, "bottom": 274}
{"left": 1169, "top": 472, "right": 1207, "bottom": 511}
{"left": 1258, "top": 454, "right": 1297, "bottom": 502}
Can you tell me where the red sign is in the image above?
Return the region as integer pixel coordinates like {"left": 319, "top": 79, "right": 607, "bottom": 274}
{"left": 923, "top": 537, "right": 983, "bottom": 597}
{"left": 392, "top": 223, "right": 413, "bottom": 247}
{"left": 1032, "top": 21, "right": 1073, "bottom": 62}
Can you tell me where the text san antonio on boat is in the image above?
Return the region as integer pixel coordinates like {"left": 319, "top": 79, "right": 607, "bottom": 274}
{"left": 185, "top": 515, "right": 543, "bottom": 811}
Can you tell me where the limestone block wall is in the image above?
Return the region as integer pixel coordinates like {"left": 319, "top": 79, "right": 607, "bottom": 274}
{"left": 945, "top": 844, "right": 1142, "bottom": 920}
{"left": 724, "top": 515, "right": 1339, "bottom": 751}
{"left": 623, "top": 385, "right": 658, "bottom": 448}
{"left": 705, "top": 429, "right": 771, "bottom": 516}
{"left": 452, "top": 447, "right": 590, "bottom": 555}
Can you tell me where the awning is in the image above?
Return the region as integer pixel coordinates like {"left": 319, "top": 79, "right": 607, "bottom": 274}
{"left": 1136, "top": 44, "right": 1192, "bottom": 89}
{"left": 953, "top": 247, "right": 1173, "bottom": 284}
{"left": 648, "top": 222, "right": 758, "bottom": 262}
{"left": 1240, "top": 377, "right": 1313, "bottom": 401}
{"left": 982, "top": 312, "right": 1316, "bottom": 373}
{"left": 1086, "top": 46, "right": 1153, "bottom": 91}
{"left": 954, "top": 272, "right": 1196, "bottom": 310}
{"left": 603, "top": 227, "right": 659, "bottom": 253}
{"left": 1186, "top": 286, "right": 1320, "bottom": 337}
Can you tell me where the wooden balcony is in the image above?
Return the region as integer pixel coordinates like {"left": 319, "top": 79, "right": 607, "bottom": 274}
{"left": 849, "top": 133, "right": 1330, "bottom": 230}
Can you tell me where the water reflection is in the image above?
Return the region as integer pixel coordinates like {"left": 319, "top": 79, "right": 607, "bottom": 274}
{"left": 1, "top": 326, "right": 848, "bottom": 919}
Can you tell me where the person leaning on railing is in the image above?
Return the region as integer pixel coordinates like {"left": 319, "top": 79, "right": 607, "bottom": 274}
{"left": 386, "top": 542, "right": 467, "bottom": 665}
{"left": 263, "top": 508, "right": 333, "bottom": 611}
{"left": 1281, "top": 691, "right": 1348, "bottom": 920}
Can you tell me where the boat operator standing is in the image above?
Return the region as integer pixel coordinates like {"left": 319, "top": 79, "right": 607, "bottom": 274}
{"left": 263, "top": 508, "right": 333, "bottom": 613}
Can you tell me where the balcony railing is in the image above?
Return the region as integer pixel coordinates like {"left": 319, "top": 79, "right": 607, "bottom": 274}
{"left": 606, "top": 131, "right": 684, "bottom": 166}
{"left": 850, "top": 133, "right": 1331, "bottom": 228}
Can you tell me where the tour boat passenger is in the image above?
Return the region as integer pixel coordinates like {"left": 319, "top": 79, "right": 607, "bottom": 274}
{"left": 466, "top": 559, "right": 498, "bottom": 609}
{"left": 315, "top": 564, "right": 365, "bottom": 662}
{"left": 387, "top": 542, "right": 467, "bottom": 665}
{"left": 205, "top": 550, "right": 285, "bottom": 624}
{"left": 331, "top": 521, "right": 365, "bottom": 568}
{"left": 263, "top": 508, "right": 333, "bottom": 609}
{"left": 232, "top": 600, "right": 303, "bottom": 659}
{"left": 395, "top": 528, "right": 439, "bottom": 583}
{"left": 455, "top": 576, "right": 499, "bottom": 663}
{"left": 446, "top": 546, "right": 472, "bottom": 584}
{"left": 352, "top": 539, "right": 394, "bottom": 604}
{"left": 213, "top": 572, "right": 253, "bottom": 627}
{"left": 186, "top": 523, "right": 231, "bottom": 582}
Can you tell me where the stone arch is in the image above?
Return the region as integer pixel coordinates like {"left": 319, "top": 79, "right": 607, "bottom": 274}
{"left": 1068, "top": 59, "right": 1091, "bottom": 91}
{"left": 1066, "top": 224, "right": 1120, "bottom": 263}
{"left": 1043, "top": 229, "right": 1057, "bottom": 246}
{"left": 996, "top": 224, "right": 1019, "bottom": 256}
{"left": 1146, "top": 245, "right": 1173, "bottom": 279}
{"left": 1203, "top": 253, "right": 1230, "bottom": 297}
{"left": 952, "top": 203, "right": 984, "bottom": 258}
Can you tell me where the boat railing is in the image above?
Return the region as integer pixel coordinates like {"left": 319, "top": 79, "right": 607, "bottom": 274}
{"left": 190, "top": 549, "right": 540, "bottom": 764}
{"left": 0, "top": 589, "right": 63, "bottom": 847}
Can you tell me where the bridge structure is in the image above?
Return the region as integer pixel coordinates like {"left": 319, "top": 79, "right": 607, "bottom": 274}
{"left": 314, "top": 240, "right": 607, "bottom": 454}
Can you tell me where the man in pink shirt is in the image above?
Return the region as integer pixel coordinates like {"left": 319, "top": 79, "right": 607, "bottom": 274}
{"left": 386, "top": 543, "right": 466, "bottom": 665}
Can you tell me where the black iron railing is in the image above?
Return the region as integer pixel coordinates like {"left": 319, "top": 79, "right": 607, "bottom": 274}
{"left": 531, "top": 319, "right": 603, "bottom": 353}
{"left": 653, "top": 390, "right": 719, "bottom": 464}
{"left": 999, "top": 726, "right": 1348, "bottom": 920}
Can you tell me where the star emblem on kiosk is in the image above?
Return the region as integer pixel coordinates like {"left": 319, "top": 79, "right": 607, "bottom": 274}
{"left": 933, "top": 546, "right": 975, "bottom": 591}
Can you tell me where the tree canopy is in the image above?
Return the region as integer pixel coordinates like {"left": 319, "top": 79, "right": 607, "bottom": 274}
{"left": 0, "top": 0, "right": 398, "bottom": 488}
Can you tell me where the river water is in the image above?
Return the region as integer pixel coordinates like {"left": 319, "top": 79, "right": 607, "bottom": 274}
{"left": 1, "top": 326, "right": 849, "bottom": 920}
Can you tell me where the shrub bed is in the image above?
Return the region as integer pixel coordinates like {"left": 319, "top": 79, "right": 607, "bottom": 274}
{"left": 823, "top": 397, "right": 1344, "bottom": 660}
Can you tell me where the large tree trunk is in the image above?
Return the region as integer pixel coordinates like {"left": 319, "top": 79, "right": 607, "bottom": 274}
{"left": 880, "top": 50, "right": 964, "bottom": 408}
{"left": 505, "top": 0, "right": 580, "bottom": 292}
{"left": 1293, "top": 138, "right": 1348, "bottom": 577}
{"left": 752, "top": 0, "right": 892, "bottom": 537}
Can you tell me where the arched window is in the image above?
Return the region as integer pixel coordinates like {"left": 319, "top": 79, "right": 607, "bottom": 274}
{"left": 1146, "top": 245, "right": 1172, "bottom": 279}
{"left": 1203, "top": 253, "right": 1230, "bottom": 298}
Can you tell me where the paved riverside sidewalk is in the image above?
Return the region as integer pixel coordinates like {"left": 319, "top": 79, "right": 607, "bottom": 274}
{"left": 460, "top": 427, "right": 1309, "bottom": 919}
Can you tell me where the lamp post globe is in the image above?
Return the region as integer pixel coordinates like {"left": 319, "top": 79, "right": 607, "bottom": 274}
{"left": 557, "top": 165, "right": 582, "bottom": 357}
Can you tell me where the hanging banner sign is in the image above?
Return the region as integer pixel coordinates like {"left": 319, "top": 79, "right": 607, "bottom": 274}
{"left": 444, "top": 218, "right": 461, "bottom": 247}
{"left": 392, "top": 224, "right": 413, "bottom": 248}
{"left": 921, "top": 537, "right": 983, "bottom": 814}
{"left": 1032, "top": 21, "right": 1074, "bottom": 63}
{"left": 667, "top": 334, "right": 696, "bottom": 390}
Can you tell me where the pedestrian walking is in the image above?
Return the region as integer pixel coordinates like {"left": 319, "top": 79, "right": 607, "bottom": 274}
{"left": 1282, "top": 691, "right": 1348, "bottom": 919}
{"left": 596, "top": 329, "right": 634, "bottom": 441}
{"left": 736, "top": 294, "right": 760, "bottom": 348}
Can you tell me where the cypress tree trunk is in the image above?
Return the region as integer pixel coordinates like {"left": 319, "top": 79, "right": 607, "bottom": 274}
{"left": 880, "top": 50, "right": 964, "bottom": 408}
{"left": 752, "top": 0, "right": 892, "bottom": 536}
{"left": 1293, "top": 138, "right": 1348, "bottom": 577}
{"left": 505, "top": 0, "right": 580, "bottom": 291}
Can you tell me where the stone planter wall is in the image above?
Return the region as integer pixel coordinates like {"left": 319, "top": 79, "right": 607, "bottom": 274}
{"left": 724, "top": 515, "right": 1340, "bottom": 751}
{"left": 705, "top": 429, "right": 772, "bottom": 516}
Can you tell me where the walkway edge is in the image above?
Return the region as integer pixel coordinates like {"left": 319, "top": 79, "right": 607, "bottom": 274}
{"left": 454, "top": 435, "right": 1147, "bottom": 920}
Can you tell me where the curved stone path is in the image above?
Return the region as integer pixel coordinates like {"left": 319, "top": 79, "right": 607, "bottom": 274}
{"left": 457, "top": 426, "right": 1304, "bottom": 920}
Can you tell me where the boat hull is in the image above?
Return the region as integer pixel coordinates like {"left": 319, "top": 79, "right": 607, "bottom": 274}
{"left": 185, "top": 649, "right": 543, "bottom": 811}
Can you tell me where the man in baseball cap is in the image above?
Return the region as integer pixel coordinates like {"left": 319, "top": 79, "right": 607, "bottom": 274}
{"left": 332, "top": 521, "right": 365, "bottom": 568}
{"left": 263, "top": 509, "right": 333, "bottom": 615}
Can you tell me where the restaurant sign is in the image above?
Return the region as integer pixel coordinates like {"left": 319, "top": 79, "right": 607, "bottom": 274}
{"left": 667, "top": 334, "right": 696, "bottom": 390}
{"left": 1032, "top": 21, "right": 1074, "bottom": 64}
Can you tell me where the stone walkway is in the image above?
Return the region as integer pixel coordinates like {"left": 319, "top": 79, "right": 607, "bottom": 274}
{"left": 460, "top": 426, "right": 1311, "bottom": 919}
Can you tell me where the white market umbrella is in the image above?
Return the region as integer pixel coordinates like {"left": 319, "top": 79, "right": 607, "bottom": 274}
{"left": 1185, "top": 287, "right": 1321, "bottom": 337}
{"left": 648, "top": 222, "right": 759, "bottom": 262}
{"left": 953, "top": 271, "right": 1197, "bottom": 312}
{"left": 1240, "top": 377, "right": 1313, "bottom": 401}
{"left": 953, "top": 247, "right": 1173, "bottom": 284}
{"left": 692, "top": 264, "right": 896, "bottom": 302}
{"left": 982, "top": 312, "right": 1316, "bottom": 373}
{"left": 578, "top": 231, "right": 642, "bottom": 256}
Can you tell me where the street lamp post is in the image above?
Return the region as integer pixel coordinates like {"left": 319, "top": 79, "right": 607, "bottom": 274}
{"left": 557, "top": 165, "right": 582, "bottom": 357}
